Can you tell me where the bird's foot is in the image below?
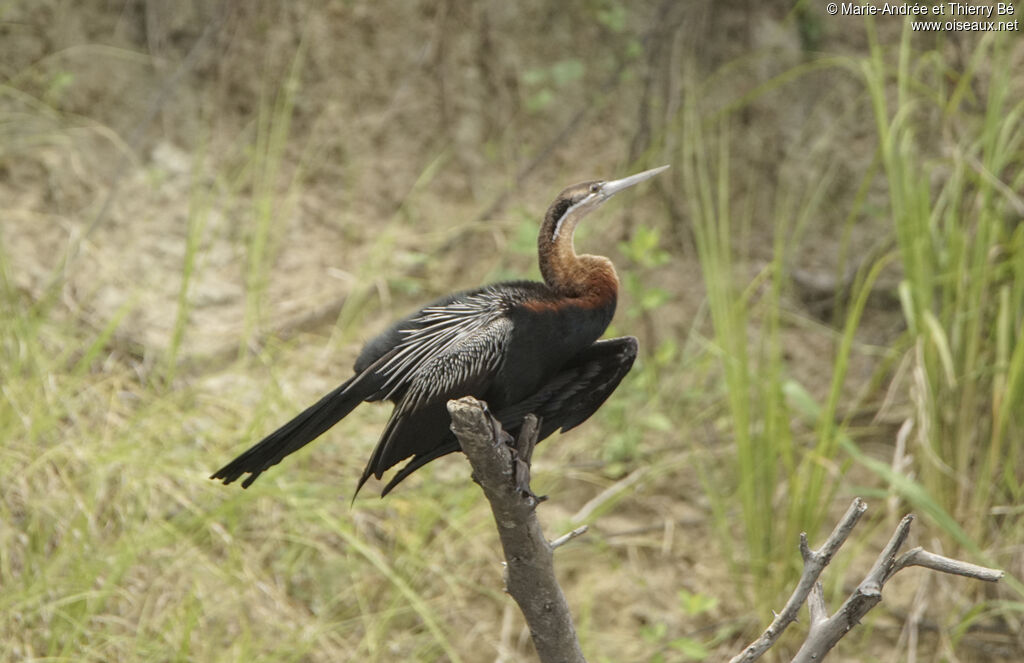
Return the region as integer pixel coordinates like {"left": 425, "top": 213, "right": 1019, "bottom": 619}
{"left": 513, "top": 456, "right": 547, "bottom": 505}
{"left": 481, "top": 404, "right": 545, "bottom": 505}
{"left": 511, "top": 413, "right": 544, "bottom": 505}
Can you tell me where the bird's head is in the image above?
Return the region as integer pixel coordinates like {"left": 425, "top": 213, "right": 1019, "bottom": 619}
{"left": 542, "top": 164, "right": 670, "bottom": 243}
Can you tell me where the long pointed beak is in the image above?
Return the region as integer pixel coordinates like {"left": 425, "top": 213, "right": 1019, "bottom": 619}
{"left": 600, "top": 164, "right": 670, "bottom": 199}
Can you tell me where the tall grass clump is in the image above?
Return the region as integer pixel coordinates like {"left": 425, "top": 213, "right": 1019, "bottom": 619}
{"left": 675, "top": 82, "right": 868, "bottom": 609}
{"left": 679, "top": 104, "right": 786, "bottom": 600}
{"left": 861, "top": 19, "right": 1024, "bottom": 567}
{"left": 0, "top": 47, "right": 487, "bottom": 663}
{"left": 672, "top": 30, "right": 968, "bottom": 612}
{"left": 241, "top": 38, "right": 307, "bottom": 350}
{"left": 682, "top": 13, "right": 1024, "bottom": 622}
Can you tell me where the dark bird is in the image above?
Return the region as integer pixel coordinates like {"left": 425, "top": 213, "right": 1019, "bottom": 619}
{"left": 212, "top": 165, "right": 669, "bottom": 496}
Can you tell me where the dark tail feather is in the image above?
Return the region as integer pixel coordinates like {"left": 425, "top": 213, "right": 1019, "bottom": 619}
{"left": 378, "top": 441, "right": 460, "bottom": 497}
{"left": 212, "top": 376, "right": 365, "bottom": 488}
{"left": 354, "top": 404, "right": 452, "bottom": 498}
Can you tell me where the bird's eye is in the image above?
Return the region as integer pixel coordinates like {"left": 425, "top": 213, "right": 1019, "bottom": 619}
{"left": 590, "top": 183, "right": 601, "bottom": 193}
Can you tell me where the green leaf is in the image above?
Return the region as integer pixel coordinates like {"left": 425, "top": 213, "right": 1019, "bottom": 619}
{"left": 640, "top": 622, "right": 667, "bottom": 643}
{"left": 595, "top": 4, "right": 627, "bottom": 32}
{"left": 644, "top": 412, "right": 673, "bottom": 432}
{"left": 677, "top": 588, "right": 718, "bottom": 616}
{"left": 669, "top": 636, "right": 710, "bottom": 660}
{"left": 526, "top": 89, "right": 554, "bottom": 113}
{"left": 551, "top": 59, "right": 585, "bottom": 86}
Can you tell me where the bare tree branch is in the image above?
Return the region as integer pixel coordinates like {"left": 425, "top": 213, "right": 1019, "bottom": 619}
{"left": 892, "top": 547, "right": 1004, "bottom": 581}
{"left": 447, "top": 396, "right": 587, "bottom": 663}
{"left": 791, "top": 514, "right": 1003, "bottom": 662}
{"left": 807, "top": 582, "right": 828, "bottom": 628}
{"left": 729, "top": 498, "right": 868, "bottom": 663}
{"left": 551, "top": 526, "right": 589, "bottom": 550}
{"left": 729, "top": 500, "right": 1003, "bottom": 663}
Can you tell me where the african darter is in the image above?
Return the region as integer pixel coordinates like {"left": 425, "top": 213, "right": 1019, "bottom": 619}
{"left": 212, "top": 165, "right": 669, "bottom": 496}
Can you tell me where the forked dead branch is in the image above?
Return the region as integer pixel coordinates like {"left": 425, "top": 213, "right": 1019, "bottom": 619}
{"left": 447, "top": 396, "right": 1004, "bottom": 663}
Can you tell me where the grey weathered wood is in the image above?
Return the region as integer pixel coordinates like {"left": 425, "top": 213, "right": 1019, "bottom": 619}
{"left": 729, "top": 498, "right": 868, "bottom": 663}
{"left": 448, "top": 396, "right": 587, "bottom": 663}
{"left": 791, "top": 514, "right": 1003, "bottom": 663}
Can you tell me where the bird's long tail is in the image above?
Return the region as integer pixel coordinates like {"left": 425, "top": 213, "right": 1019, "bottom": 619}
{"left": 211, "top": 376, "right": 366, "bottom": 488}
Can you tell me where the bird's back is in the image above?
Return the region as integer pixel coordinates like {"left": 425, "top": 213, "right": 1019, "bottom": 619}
{"left": 353, "top": 279, "right": 614, "bottom": 405}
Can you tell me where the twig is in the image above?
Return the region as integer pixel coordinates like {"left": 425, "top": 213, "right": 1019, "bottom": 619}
{"left": 551, "top": 526, "right": 589, "bottom": 550}
{"left": 447, "top": 397, "right": 587, "bottom": 663}
{"left": 892, "top": 547, "right": 1004, "bottom": 581}
{"left": 807, "top": 582, "right": 828, "bottom": 627}
{"left": 570, "top": 466, "right": 649, "bottom": 523}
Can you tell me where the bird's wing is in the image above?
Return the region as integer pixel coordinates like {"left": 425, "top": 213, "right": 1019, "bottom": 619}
{"left": 210, "top": 348, "right": 399, "bottom": 488}
{"left": 495, "top": 336, "right": 638, "bottom": 438}
{"left": 357, "top": 290, "right": 516, "bottom": 492}
{"left": 372, "top": 336, "right": 638, "bottom": 497}
{"left": 372, "top": 290, "right": 514, "bottom": 406}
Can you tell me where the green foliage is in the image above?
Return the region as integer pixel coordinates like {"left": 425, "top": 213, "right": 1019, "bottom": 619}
{"left": 0, "top": 276, "right": 490, "bottom": 660}
{"left": 636, "top": 589, "right": 723, "bottom": 662}
{"left": 43, "top": 70, "right": 74, "bottom": 106}
{"left": 523, "top": 59, "right": 585, "bottom": 112}
{"left": 677, "top": 98, "right": 809, "bottom": 607}
{"left": 510, "top": 210, "right": 541, "bottom": 257}
{"left": 676, "top": 588, "right": 717, "bottom": 617}
{"left": 593, "top": 0, "right": 628, "bottom": 34}
{"left": 620, "top": 225, "right": 672, "bottom": 318}
{"left": 599, "top": 224, "right": 679, "bottom": 467}
{"left": 619, "top": 224, "right": 670, "bottom": 268}
{"left": 163, "top": 142, "right": 210, "bottom": 384}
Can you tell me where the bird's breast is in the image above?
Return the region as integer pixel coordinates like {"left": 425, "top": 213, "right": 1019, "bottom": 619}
{"left": 494, "top": 296, "right": 616, "bottom": 405}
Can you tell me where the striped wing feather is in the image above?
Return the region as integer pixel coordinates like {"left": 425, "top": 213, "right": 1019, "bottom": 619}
{"left": 357, "top": 292, "right": 516, "bottom": 490}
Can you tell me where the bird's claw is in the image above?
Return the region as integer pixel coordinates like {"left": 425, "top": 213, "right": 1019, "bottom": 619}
{"left": 513, "top": 456, "right": 545, "bottom": 505}
{"left": 483, "top": 403, "right": 514, "bottom": 447}
{"left": 484, "top": 405, "right": 543, "bottom": 504}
